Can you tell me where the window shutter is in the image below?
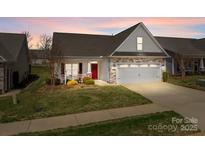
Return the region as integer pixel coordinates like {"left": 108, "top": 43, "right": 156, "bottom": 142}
{"left": 61, "top": 63, "right": 65, "bottom": 74}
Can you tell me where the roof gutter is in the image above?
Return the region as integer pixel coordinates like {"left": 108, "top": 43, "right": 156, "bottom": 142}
{"left": 110, "top": 55, "right": 169, "bottom": 58}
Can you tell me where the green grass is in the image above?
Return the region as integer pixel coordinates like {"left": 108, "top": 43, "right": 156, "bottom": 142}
{"left": 19, "top": 111, "right": 199, "bottom": 136}
{"left": 168, "top": 75, "right": 205, "bottom": 91}
{"left": 0, "top": 66, "right": 151, "bottom": 123}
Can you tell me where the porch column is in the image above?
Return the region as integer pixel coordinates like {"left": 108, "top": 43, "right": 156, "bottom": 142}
{"left": 172, "top": 58, "right": 175, "bottom": 75}
{"left": 200, "top": 58, "right": 204, "bottom": 70}
{"left": 87, "top": 62, "right": 91, "bottom": 73}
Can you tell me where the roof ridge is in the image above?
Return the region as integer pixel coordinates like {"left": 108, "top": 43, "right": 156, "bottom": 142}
{"left": 0, "top": 32, "right": 25, "bottom": 36}
{"left": 114, "top": 23, "right": 140, "bottom": 36}
{"left": 155, "top": 36, "right": 197, "bottom": 40}
{"left": 53, "top": 32, "right": 112, "bottom": 37}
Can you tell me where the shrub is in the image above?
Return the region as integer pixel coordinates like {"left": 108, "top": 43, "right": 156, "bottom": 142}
{"left": 55, "top": 79, "right": 61, "bottom": 85}
{"left": 28, "top": 74, "right": 39, "bottom": 81}
{"left": 84, "top": 79, "right": 95, "bottom": 85}
{"left": 196, "top": 79, "right": 205, "bottom": 87}
{"left": 162, "top": 72, "right": 169, "bottom": 82}
{"left": 45, "top": 78, "right": 61, "bottom": 85}
{"left": 75, "top": 78, "right": 81, "bottom": 83}
{"left": 83, "top": 76, "right": 92, "bottom": 83}
{"left": 45, "top": 78, "right": 51, "bottom": 85}
{"left": 67, "top": 80, "right": 78, "bottom": 86}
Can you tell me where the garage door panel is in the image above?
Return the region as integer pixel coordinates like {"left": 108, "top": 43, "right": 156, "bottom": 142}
{"left": 117, "top": 66, "right": 161, "bottom": 84}
{"left": 118, "top": 68, "right": 139, "bottom": 84}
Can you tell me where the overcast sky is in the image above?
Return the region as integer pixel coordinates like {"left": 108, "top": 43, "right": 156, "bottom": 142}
{"left": 1, "top": 17, "right": 205, "bottom": 48}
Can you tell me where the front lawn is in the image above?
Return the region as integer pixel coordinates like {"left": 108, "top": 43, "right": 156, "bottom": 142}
{"left": 168, "top": 75, "right": 205, "bottom": 91}
{"left": 0, "top": 66, "right": 151, "bottom": 123}
{"left": 19, "top": 111, "right": 200, "bottom": 136}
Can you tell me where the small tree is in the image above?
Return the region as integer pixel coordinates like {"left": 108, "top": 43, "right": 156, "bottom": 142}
{"left": 23, "top": 31, "right": 33, "bottom": 49}
{"left": 49, "top": 44, "right": 63, "bottom": 85}
{"left": 36, "top": 34, "right": 58, "bottom": 85}
{"left": 37, "top": 34, "right": 52, "bottom": 51}
{"left": 174, "top": 53, "right": 192, "bottom": 80}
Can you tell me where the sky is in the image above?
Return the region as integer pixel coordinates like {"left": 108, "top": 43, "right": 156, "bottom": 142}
{"left": 1, "top": 17, "right": 205, "bottom": 48}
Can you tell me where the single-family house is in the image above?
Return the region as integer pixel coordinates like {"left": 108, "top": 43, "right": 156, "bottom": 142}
{"left": 51, "top": 22, "right": 205, "bottom": 84}
{"left": 0, "top": 33, "right": 30, "bottom": 93}
{"left": 52, "top": 22, "right": 169, "bottom": 84}
{"left": 29, "top": 49, "right": 49, "bottom": 65}
{"left": 156, "top": 37, "right": 205, "bottom": 75}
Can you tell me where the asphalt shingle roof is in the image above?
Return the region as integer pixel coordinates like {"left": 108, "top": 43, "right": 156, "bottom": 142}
{"left": 0, "top": 32, "right": 26, "bottom": 62}
{"left": 38, "top": 23, "right": 205, "bottom": 57}
{"left": 155, "top": 36, "right": 205, "bottom": 56}
{"left": 52, "top": 23, "right": 140, "bottom": 57}
{"left": 29, "top": 49, "right": 49, "bottom": 59}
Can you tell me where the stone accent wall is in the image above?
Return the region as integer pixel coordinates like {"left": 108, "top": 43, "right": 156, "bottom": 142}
{"left": 109, "top": 57, "right": 164, "bottom": 83}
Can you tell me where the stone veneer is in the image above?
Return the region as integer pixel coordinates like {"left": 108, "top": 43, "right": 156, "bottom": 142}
{"left": 109, "top": 57, "right": 164, "bottom": 83}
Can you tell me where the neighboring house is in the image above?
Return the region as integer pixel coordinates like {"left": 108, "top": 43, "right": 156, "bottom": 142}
{"left": 156, "top": 37, "right": 205, "bottom": 75}
{"left": 0, "top": 33, "right": 30, "bottom": 93}
{"left": 52, "top": 22, "right": 169, "bottom": 84}
{"left": 29, "top": 49, "right": 49, "bottom": 65}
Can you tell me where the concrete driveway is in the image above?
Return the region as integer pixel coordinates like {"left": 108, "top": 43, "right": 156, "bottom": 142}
{"left": 123, "top": 82, "right": 205, "bottom": 131}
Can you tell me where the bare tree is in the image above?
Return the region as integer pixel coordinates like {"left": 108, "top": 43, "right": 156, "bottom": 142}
{"left": 37, "top": 34, "right": 52, "bottom": 51}
{"left": 49, "top": 44, "right": 63, "bottom": 85}
{"left": 174, "top": 53, "right": 193, "bottom": 80}
{"left": 23, "top": 31, "right": 33, "bottom": 49}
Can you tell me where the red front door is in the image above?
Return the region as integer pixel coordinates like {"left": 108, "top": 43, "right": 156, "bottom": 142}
{"left": 91, "top": 63, "right": 98, "bottom": 79}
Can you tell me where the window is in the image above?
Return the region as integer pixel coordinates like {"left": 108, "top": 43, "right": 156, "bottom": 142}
{"left": 119, "top": 64, "right": 128, "bottom": 68}
{"left": 137, "top": 37, "right": 143, "bottom": 51}
{"left": 65, "top": 64, "right": 78, "bottom": 76}
{"left": 65, "top": 64, "right": 72, "bottom": 76}
{"left": 130, "top": 64, "right": 138, "bottom": 68}
{"left": 140, "top": 64, "right": 148, "bottom": 67}
{"left": 150, "top": 64, "right": 158, "bottom": 67}
{"left": 72, "top": 64, "right": 78, "bottom": 76}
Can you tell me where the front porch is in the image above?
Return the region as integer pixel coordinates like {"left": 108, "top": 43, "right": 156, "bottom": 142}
{"left": 173, "top": 57, "right": 205, "bottom": 75}
{"left": 55, "top": 58, "right": 109, "bottom": 84}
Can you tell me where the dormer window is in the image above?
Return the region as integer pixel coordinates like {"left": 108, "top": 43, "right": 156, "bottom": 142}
{"left": 137, "top": 37, "right": 143, "bottom": 51}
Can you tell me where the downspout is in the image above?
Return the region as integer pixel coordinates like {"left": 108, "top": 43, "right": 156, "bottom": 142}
{"left": 172, "top": 58, "right": 175, "bottom": 75}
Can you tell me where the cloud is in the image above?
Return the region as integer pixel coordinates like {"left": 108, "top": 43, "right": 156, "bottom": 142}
{"left": 149, "top": 25, "right": 205, "bottom": 38}
{"left": 1, "top": 17, "right": 205, "bottom": 48}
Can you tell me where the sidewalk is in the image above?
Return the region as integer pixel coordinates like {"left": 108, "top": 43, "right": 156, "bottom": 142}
{"left": 0, "top": 104, "right": 168, "bottom": 135}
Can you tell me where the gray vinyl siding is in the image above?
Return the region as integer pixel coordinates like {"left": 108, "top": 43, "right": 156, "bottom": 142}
{"left": 0, "top": 64, "right": 4, "bottom": 92}
{"left": 115, "top": 25, "right": 164, "bottom": 53}
{"left": 14, "top": 40, "right": 29, "bottom": 83}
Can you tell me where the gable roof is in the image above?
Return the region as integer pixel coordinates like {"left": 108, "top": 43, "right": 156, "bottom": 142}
{"left": 0, "top": 32, "right": 27, "bottom": 62}
{"left": 155, "top": 36, "right": 205, "bottom": 56}
{"left": 52, "top": 22, "right": 205, "bottom": 57}
{"left": 0, "top": 42, "right": 11, "bottom": 62}
{"left": 111, "top": 22, "right": 168, "bottom": 57}
{"left": 29, "top": 49, "right": 49, "bottom": 59}
{"left": 52, "top": 23, "right": 141, "bottom": 57}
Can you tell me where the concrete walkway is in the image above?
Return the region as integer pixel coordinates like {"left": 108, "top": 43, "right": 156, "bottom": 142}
{"left": 124, "top": 82, "right": 205, "bottom": 131}
{"left": 0, "top": 104, "right": 168, "bottom": 135}
{"left": 95, "top": 80, "right": 110, "bottom": 86}
{"left": 0, "top": 89, "right": 21, "bottom": 97}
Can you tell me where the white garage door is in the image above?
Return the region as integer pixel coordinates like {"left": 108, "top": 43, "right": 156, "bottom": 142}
{"left": 117, "top": 65, "right": 162, "bottom": 84}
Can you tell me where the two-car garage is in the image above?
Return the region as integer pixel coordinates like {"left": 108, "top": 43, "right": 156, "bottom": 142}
{"left": 116, "top": 64, "right": 162, "bottom": 84}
